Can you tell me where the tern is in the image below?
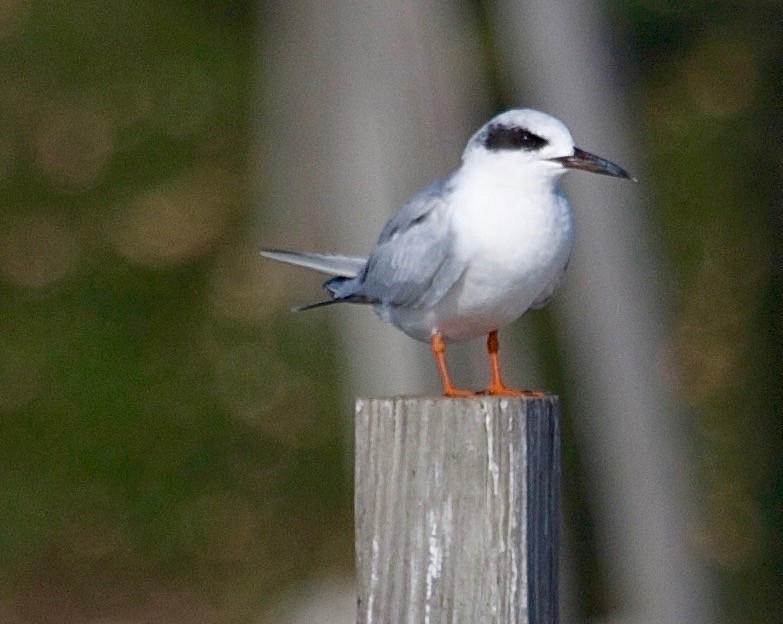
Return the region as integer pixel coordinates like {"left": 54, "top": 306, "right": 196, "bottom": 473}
{"left": 261, "top": 109, "right": 631, "bottom": 396}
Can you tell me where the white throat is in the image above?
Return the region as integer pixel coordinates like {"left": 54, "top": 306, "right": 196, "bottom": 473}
{"left": 459, "top": 152, "right": 565, "bottom": 198}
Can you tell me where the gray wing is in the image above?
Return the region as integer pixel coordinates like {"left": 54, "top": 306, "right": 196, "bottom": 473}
{"left": 345, "top": 173, "right": 465, "bottom": 309}
{"left": 376, "top": 172, "right": 456, "bottom": 244}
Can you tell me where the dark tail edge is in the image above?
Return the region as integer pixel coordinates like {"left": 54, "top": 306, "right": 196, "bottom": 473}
{"left": 292, "top": 276, "right": 350, "bottom": 312}
{"left": 292, "top": 276, "right": 372, "bottom": 312}
{"left": 292, "top": 299, "right": 345, "bottom": 313}
{"left": 292, "top": 275, "right": 349, "bottom": 312}
{"left": 292, "top": 294, "right": 372, "bottom": 312}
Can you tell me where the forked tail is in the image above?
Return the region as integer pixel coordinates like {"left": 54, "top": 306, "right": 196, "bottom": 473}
{"left": 259, "top": 248, "right": 368, "bottom": 311}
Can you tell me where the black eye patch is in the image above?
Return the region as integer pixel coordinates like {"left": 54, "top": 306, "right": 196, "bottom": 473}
{"left": 484, "top": 124, "right": 548, "bottom": 151}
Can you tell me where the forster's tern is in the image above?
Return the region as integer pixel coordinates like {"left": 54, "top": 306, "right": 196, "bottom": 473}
{"left": 261, "top": 109, "right": 631, "bottom": 396}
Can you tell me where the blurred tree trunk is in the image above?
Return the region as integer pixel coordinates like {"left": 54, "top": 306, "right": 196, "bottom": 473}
{"left": 258, "top": 0, "right": 494, "bottom": 398}
{"left": 487, "top": 1, "right": 714, "bottom": 623}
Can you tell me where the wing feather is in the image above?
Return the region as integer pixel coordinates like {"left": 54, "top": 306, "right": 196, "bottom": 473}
{"left": 350, "top": 174, "right": 464, "bottom": 309}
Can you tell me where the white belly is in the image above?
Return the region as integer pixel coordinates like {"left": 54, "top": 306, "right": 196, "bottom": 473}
{"left": 386, "top": 186, "right": 574, "bottom": 342}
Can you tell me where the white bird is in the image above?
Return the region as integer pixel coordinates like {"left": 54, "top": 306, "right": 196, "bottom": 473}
{"left": 261, "top": 109, "right": 631, "bottom": 396}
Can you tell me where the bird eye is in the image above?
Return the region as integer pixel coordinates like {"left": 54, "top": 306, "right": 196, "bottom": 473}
{"left": 484, "top": 124, "right": 548, "bottom": 151}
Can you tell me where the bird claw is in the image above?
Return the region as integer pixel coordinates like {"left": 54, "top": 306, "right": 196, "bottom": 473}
{"left": 479, "top": 384, "right": 544, "bottom": 397}
{"left": 442, "top": 386, "right": 476, "bottom": 398}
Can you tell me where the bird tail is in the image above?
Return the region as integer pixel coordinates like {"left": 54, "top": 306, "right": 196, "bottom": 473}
{"left": 258, "top": 248, "right": 366, "bottom": 277}
{"left": 291, "top": 299, "right": 344, "bottom": 312}
{"left": 259, "top": 249, "right": 368, "bottom": 312}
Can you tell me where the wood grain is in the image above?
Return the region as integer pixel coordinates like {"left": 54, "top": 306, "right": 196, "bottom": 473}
{"left": 355, "top": 396, "right": 560, "bottom": 624}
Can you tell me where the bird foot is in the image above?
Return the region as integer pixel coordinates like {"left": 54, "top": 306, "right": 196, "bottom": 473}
{"left": 479, "top": 384, "right": 544, "bottom": 397}
{"left": 442, "top": 386, "right": 476, "bottom": 398}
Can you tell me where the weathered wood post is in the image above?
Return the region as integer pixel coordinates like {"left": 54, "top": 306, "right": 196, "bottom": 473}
{"left": 355, "top": 396, "right": 560, "bottom": 624}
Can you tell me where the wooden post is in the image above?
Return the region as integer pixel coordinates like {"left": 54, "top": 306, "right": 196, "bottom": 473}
{"left": 355, "top": 396, "right": 560, "bottom": 624}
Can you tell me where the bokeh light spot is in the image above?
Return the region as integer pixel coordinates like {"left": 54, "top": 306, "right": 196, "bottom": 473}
{"left": 0, "top": 213, "right": 84, "bottom": 289}
{"left": 109, "top": 169, "right": 236, "bottom": 268}
{"left": 34, "top": 104, "right": 116, "bottom": 191}
{"left": 203, "top": 336, "right": 324, "bottom": 450}
{"left": 0, "top": 0, "right": 28, "bottom": 41}
{"left": 209, "top": 246, "right": 293, "bottom": 324}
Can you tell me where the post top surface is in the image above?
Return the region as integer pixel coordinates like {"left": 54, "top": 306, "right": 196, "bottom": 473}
{"left": 355, "top": 394, "right": 560, "bottom": 407}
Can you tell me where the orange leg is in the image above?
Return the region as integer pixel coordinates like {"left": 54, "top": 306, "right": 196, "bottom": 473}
{"left": 483, "top": 330, "right": 543, "bottom": 397}
{"left": 430, "top": 333, "right": 474, "bottom": 397}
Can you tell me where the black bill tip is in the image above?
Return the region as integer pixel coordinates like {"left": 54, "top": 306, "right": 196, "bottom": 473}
{"left": 549, "top": 147, "right": 635, "bottom": 181}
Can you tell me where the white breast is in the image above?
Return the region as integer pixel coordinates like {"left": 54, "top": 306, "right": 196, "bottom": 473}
{"left": 433, "top": 176, "right": 573, "bottom": 341}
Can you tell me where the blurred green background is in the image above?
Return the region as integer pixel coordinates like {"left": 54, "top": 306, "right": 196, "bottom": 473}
{"left": 0, "top": 0, "right": 779, "bottom": 622}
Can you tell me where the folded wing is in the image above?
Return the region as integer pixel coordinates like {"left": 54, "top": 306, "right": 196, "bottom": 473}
{"left": 351, "top": 174, "right": 464, "bottom": 309}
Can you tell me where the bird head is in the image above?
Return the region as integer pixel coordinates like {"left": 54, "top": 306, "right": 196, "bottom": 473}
{"left": 463, "top": 109, "right": 633, "bottom": 183}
